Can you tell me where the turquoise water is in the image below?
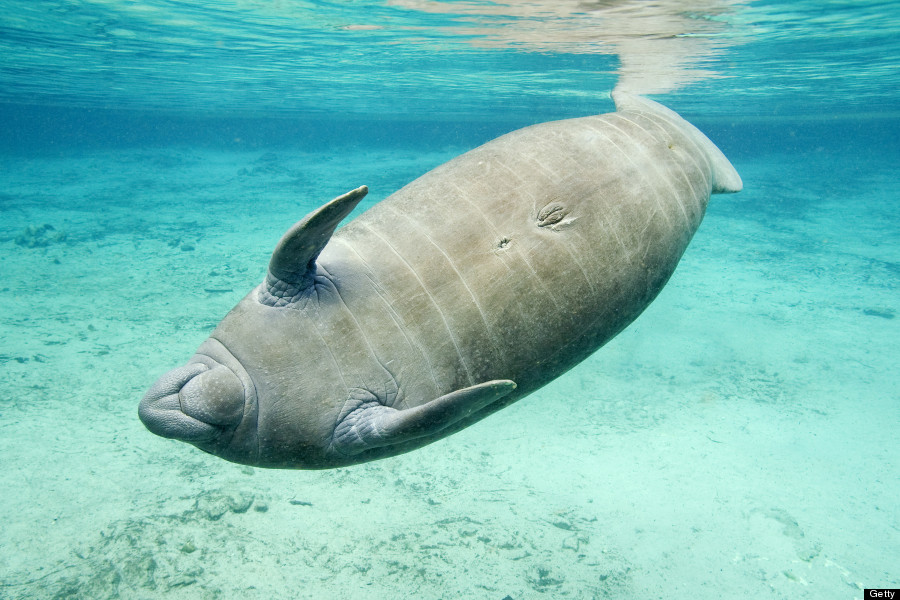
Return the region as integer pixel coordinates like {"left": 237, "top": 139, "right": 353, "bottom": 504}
{"left": 1, "top": 1, "right": 898, "bottom": 599}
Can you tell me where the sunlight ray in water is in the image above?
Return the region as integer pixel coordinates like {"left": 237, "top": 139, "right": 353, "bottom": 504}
{"left": 0, "top": 0, "right": 897, "bottom": 117}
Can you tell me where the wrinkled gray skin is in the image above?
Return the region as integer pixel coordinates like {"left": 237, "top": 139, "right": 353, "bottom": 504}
{"left": 139, "top": 93, "right": 741, "bottom": 469}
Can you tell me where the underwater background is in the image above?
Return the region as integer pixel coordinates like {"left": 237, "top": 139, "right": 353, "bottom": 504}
{"left": 0, "top": 1, "right": 897, "bottom": 598}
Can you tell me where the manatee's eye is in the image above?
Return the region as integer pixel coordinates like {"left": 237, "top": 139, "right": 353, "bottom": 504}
{"left": 178, "top": 365, "right": 245, "bottom": 429}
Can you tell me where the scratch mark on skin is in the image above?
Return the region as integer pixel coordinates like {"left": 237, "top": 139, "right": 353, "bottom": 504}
{"left": 334, "top": 237, "right": 442, "bottom": 391}
{"left": 382, "top": 204, "right": 496, "bottom": 338}
{"left": 446, "top": 179, "right": 562, "bottom": 311}
{"left": 583, "top": 121, "right": 664, "bottom": 259}
{"left": 557, "top": 232, "right": 597, "bottom": 296}
{"left": 630, "top": 114, "right": 709, "bottom": 223}
{"left": 629, "top": 105, "right": 715, "bottom": 186}
{"left": 597, "top": 202, "right": 631, "bottom": 262}
{"left": 316, "top": 263, "right": 396, "bottom": 389}
{"left": 494, "top": 155, "right": 530, "bottom": 184}
{"left": 447, "top": 180, "right": 502, "bottom": 234}
{"left": 305, "top": 303, "right": 349, "bottom": 390}
{"left": 612, "top": 114, "right": 694, "bottom": 229}
{"left": 604, "top": 116, "right": 686, "bottom": 230}
{"left": 359, "top": 221, "right": 476, "bottom": 387}
{"left": 531, "top": 190, "right": 598, "bottom": 296}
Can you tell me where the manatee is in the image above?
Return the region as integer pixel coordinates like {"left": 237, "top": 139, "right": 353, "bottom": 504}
{"left": 139, "top": 93, "right": 741, "bottom": 469}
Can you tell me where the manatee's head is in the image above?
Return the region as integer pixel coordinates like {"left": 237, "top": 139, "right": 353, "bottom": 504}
{"left": 139, "top": 338, "right": 260, "bottom": 464}
{"left": 139, "top": 187, "right": 371, "bottom": 468}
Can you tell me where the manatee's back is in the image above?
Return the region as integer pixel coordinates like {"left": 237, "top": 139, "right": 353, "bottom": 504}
{"left": 325, "top": 95, "right": 740, "bottom": 408}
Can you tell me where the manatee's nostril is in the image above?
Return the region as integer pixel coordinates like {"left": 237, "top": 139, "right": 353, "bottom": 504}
{"left": 178, "top": 365, "right": 245, "bottom": 428}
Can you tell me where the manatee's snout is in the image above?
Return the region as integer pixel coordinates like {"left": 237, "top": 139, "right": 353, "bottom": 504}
{"left": 139, "top": 362, "right": 245, "bottom": 443}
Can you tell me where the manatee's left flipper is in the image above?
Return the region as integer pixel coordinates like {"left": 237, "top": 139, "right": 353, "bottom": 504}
{"left": 330, "top": 380, "right": 517, "bottom": 456}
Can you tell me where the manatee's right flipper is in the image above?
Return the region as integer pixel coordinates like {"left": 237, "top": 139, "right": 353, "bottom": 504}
{"left": 261, "top": 185, "right": 368, "bottom": 306}
{"left": 330, "top": 380, "right": 517, "bottom": 457}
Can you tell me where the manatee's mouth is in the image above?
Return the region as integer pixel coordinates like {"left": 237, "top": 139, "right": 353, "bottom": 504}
{"left": 139, "top": 362, "right": 218, "bottom": 442}
{"left": 139, "top": 338, "right": 256, "bottom": 448}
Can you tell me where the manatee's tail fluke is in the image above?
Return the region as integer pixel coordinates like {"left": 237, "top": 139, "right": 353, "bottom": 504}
{"left": 260, "top": 185, "right": 368, "bottom": 306}
{"left": 611, "top": 92, "right": 742, "bottom": 195}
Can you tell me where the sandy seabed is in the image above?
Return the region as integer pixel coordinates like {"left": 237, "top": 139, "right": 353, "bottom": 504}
{"left": 0, "top": 136, "right": 896, "bottom": 599}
